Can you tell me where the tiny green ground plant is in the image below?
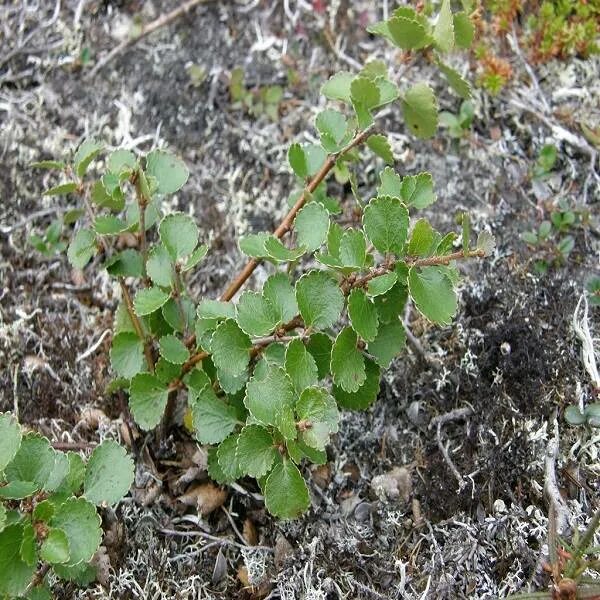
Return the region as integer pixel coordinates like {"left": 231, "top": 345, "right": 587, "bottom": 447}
{"left": 31, "top": 1, "right": 494, "bottom": 521}
{"left": 0, "top": 413, "right": 134, "bottom": 598}
{"left": 439, "top": 99, "right": 475, "bottom": 140}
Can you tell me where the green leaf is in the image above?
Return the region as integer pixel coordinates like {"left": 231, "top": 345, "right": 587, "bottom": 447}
{"left": 197, "top": 299, "right": 236, "bottom": 322}
{"left": 110, "top": 332, "right": 144, "bottom": 379}
{"left": 207, "top": 447, "right": 228, "bottom": 484}
{"left": 331, "top": 327, "right": 366, "bottom": 393}
{"left": 56, "top": 452, "right": 85, "bottom": 496}
{"left": 107, "top": 149, "right": 136, "bottom": 174}
{"left": 333, "top": 357, "right": 381, "bottom": 410}
{"left": 387, "top": 16, "right": 429, "bottom": 49}
{"left": 83, "top": 440, "right": 134, "bottom": 506}
{"left": 67, "top": 228, "right": 96, "bottom": 269}
{"left": 159, "top": 213, "right": 199, "bottom": 260}
{"left": 31, "top": 160, "right": 65, "bottom": 170}
{"left": 211, "top": 319, "right": 251, "bottom": 377}
{"left": 44, "top": 182, "right": 78, "bottom": 196}
{"left": 147, "top": 244, "right": 173, "bottom": 287}
{"left": 367, "top": 272, "right": 398, "bottom": 296}
{"left": 190, "top": 385, "right": 239, "bottom": 444}
{"left": 264, "top": 458, "right": 310, "bottom": 519}
{"left": 348, "top": 289, "right": 379, "bottom": 342}
{"left": 182, "top": 243, "right": 208, "bottom": 272}
{"left": 453, "top": 12, "right": 474, "bottom": 49}
{"left": 40, "top": 528, "right": 70, "bottom": 564}
{"left": 401, "top": 83, "right": 438, "bottom": 139}
{"left": 44, "top": 452, "right": 70, "bottom": 492}
{"left": 436, "top": 60, "right": 471, "bottom": 99}
{"left": 239, "top": 232, "right": 270, "bottom": 258}
{"left": 408, "top": 218, "right": 440, "bottom": 256}
{"left": 377, "top": 166, "right": 402, "bottom": 198}
{"left": 339, "top": 228, "right": 367, "bottom": 268}
{"left": 367, "top": 318, "right": 406, "bottom": 368}
{"left": 236, "top": 291, "right": 279, "bottom": 337}
{"left": 104, "top": 249, "right": 143, "bottom": 278}
{"left": 401, "top": 172, "right": 437, "bottom": 208}
{"left": 162, "top": 296, "right": 194, "bottom": 333}
{"left": 216, "top": 433, "right": 243, "bottom": 482}
{"left": 52, "top": 561, "right": 96, "bottom": 585}
{"left": 285, "top": 339, "right": 318, "bottom": 393}
{"left": 4, "top": 434, "right": 56, "bottom": 490}
{"left": 363, "top": 196, "right": 409, "bottom": 254}
{"left": 0, "top": 524, "right": 37, "bottom": 596}
{"left": 294, "top": 202, "right": 330, "bottom": 252}
{"left": 158, "top": 334, "right": 190, "bottom": 365}
{"left": 476, "top": 231, "right": 496, "bottom": 257}
{"left": 434, "top": 0, "right": 454, "bottom": 52}
{"left": 0, "top": 412, "right": 22, "bottom": 472}
{"left": 295, "top": 387, "right": 339, "bottom": 450}
{"left": 306, "top": 333, "right": 333, "bottom": 380}
{"left": 286, "top": 439, "right": 327, "bottom": 465}
{"left": 155, "top": 357, "right": 181, "bottom": 384}
{"left": 236, "top": 425, "right": 278, "bottom": 478}
{"left": 351, "top": 76, "right": 379, "bottom": 129}
{"left": 0, "top": 480, "right": 38, "bottom": 499}
{"left": 366, "top": 134, "right": 394, "bottom": 164}
{"left": 133, "top": 286, "right": 170, "bottom": 316}
{"left": 296, "top": 270, "right": 344, "bottom": 329}
{"left": 19, "top": 522, "right": 36, "bottom": 567}
{"left": 50, "top": 497, "right": 101, "bottom": 565}
{"left": 128, "top": 373, "right": 169, "bottom": 430}
{"left": 288, "top": 143, "right": 308, "bottom": 179}
{"left": 93, "top": 215, "right": 128, "bottom": 235}
{"left": 263, "top": 273, "right": 298, "bottom": 323}
{"left": 408, "top": 265, "right": 457, "bottom": 324}
{"left": 145, "top": 150, "right": 189, "bottom": 195}
{"left": 245, "top": 365, "right": 296, "bottom": 440}
{"left": 316, "top": 109, "right": 350, "bottom": 152}
{"left": 321, "top": 71, "right": 353, "bottom": 103}
{"left": 264, "top": 237, "right": 306, "bottom": 262}
{"left": 74, "top": 138, "right": 103, "bottom": 178}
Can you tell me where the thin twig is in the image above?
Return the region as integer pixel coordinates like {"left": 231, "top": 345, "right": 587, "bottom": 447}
{"left": 545, "top": 414, "right": 569, "bottom": 535}
{"left": 85, "top": 0, "right": 210, "bottom": 79}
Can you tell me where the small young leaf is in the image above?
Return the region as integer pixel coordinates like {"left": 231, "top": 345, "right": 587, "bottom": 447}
{"left": 433, "top": 0, "right": 454, "bottom": 52}
{"left": 263, "top": 273, "right": 298, "bottom": 323}
{"left": 40, "top": 529, "right": 70, "bottom": 564}
{"left": 401, "top": 172, "right": 436, "bottom": 208}
{"left": 288, "top": 143, "right": 308, "bottom": 179}
{"left": 367, "top": 272, "right": 398, "bottom": 296}
{"left": 104, "top": 249, "right": 143, "bottom": 278}
{"left": 339, "top": 228, "right": 367, "bottom": 268}
{"left": 408, "top": 218, "right": 440, "bottom": 257}
{"left": 108, "top": 149, "right": 136, "bottom": 174}
{"left": 162, "top": 296, "right": 194, "bottom": 333}
{"left": 295, "top": 387, "right": 339, "bottom": 450}
{"left": 239, "top": 232, "right": 270, "bottom": 258}
{"left": 129, "top": 373, "right": 169, "bottom": 430}
{"left": 367, "top": 318, "right": 406, "bottom": 368}
{"left": 316, "top": 109, "right": 349, "bottom": 152}
{"left": 351, "top": 76, "right": 380, "bottom": 129}
{"left": 321, "top": 71, "right": 353, "bottom": 103}
{"left": 306, "top": 333, "right": 333, "bottom": 380}
{"left": 84, "top": 440, "right": 134, "bottom": 506}
{"left": 93, "top": 215, "right": 128, "bottom": 235}
{"left": 159, "top": 213, "right": 199, "bottom": 260}
{"left": 285, "top": 339, "right": 318, "bottom": 393}
{"left": 147, "top": 244, "right": 173, "bottom": 288}
{"left": 363, "top": 196, "right": 409, "bottom": 255}
{"left": 401, "top": 83, "right": 438, "bottom": 139}
{"left": 331, "top": 327, "right": 366, "bottom": 393}
{"left": 264, "top": 237, "right": 306, "bottom": 262}
{"left": 182, "top": 243, "right": 208, "bottom": 271}
{"left": 377, "top": 166, "right": 402, "bottom": 198}
{"left": 67, "top": 228, "right": 96, "bottom": 269}
{"left": 333, "top": 357, "right": 381, "bottom": 410}
{"left": 110, "top": 332, "right": 145, "bottom": 379}
{"left": 387, "top": 16, "right": 429, "bottom": 49}
{"left": 348, "top": 289, "right": 379, "bottom": 342}
{"left": 0, "top": 412, "right": 22, "bottom": 472}
{"left": 44, "top": 182, "right": 78, "bottom": 196}
{"left": 56, "top": 451, "right": 85, "bottom": 496}
{"left": 216, "top": 433, "right": 243, "bottom": 481}
{"left": 133, "top": 286, "right": 170, "bottom": 316}
{"left": 236, "top": 425, "right": 278, "bottom": 478}
{"left": 296, "top": 270, "right": 344, "bottom": 329}
{"left": 74, "top": 138, "right": 103, "bottom": 178}
{"left": 294, "top": 202, "right": 330, "bottom": 252}
{"left": 145, "top": 150, "right": 189, "bottom": 195}
{"left": 190, "top": 385, "right": 239, "bottom": 444}
{"left": 211, "top": 319, "right": 251, "bottom": 377}
{"left": 31, "top": 160, "right": 65, "bottom": 170}
{"left": 159, "top": 334, "right": 190, "bottom": 365}
{"left": 236, "top": 291, "right": 279, "bottom": 337}
{"left": 50, "top": 497, "right": 101, "bottom": 565}
{"left": 264, "top": 458, "right": 310, "bottom": 519}
{"left": 366, "top": 134, "right": 394, "bottom": 164}
{"left": 436, "top": 60, "right": 471, "bottom": 99}
{"left": 453, "top": 12, "right": 474, "bottom": 49}
{"left": 408, "top": 266, "right": 457, "bottom": 324}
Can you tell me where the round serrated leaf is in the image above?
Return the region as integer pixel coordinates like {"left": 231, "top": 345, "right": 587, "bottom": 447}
{"left": 367, "top": 318, "right": 406, "bottom": 368}
{"left": 84, "top": 440, "right": 134, "bottom": 506}
{"left": 104, "top": 249, "right": 143, "bottom": 278}
{"left": 263, "top": 273, "right": 298, "bottom": 323}
{"left": 316, "top": 109, "right": 349, "bottom": 152}
{"left": 333, "top": 357, "right": 381, "bottom": 410}
{"left": 366, "top": 134, "right": 394, "bottom": 164}
{"left": 147, "top": 244, "right": 173, "bottom": 287}
{"left": 321, "top": 71, "right": 353, "bottom": 103}
{"left": 0, "top": 412, "right": 22, "bottom": 472}
{"left": 294, "top": 202, "right": 330, "bottom": 252}
{"left": 295, "top": 270, "right": 344, "bottom": 329}
{"left": 285, "top": 339, "right": 318, "bottom": 393}
{"left": 0, "top": 524, "right": 37, "bottom": 596}
{"left": 74, "top": 138, "right": 103, "bottom": 178}
{"left": 330, "top": 327, "right": 366, "bottom": 393}
{"left": 67, "top": 228, "right": 96, "bottom": 269}
{"left": 108, "top": 149, "right": 136, "bottom": 174}
{"left": 133, "top": 286, "right": 170, "bottom": 316}
{"left": 158, "top": 334, "right": 190, "bottom": 365}
{"left": 110, "top": 332, "right": 144, "bottom": 379}
{"left": 363, "top": 196, "right": 409, "bottom": 255}
{"left": 4, "top": 433, "right": 56, "bottom": 490}
{"left": 339, "top": 228, "right": 367, "bottom": 268}
{"left": 306, "top": 333, "right": 333, "bottom": 380}
{"left": 216, "top": 433, "right": 243, "bottom": 481}
{"left": 190, "top": 385, "right": 239, "bottom": 444}
{"left": 408, "top": 265, "right": 457, "bottom": 324}
{"left": 296, "top": 387, "right": 339, "bottom": 450}
{"left": 454, "top": 11, "right": 474, "bottom": 48}
{"left": 433, "top": 0, "right": 454, "bottom": 52}
{"left": 236, "top": 425, "right": 278, "bottom": 478}
{"left": 40, "top": 528, "right": 70, "bottom": 564}
{"left": 50, "top": 497, "right": 101, "bottom": 565}
{"left": 145, "top": 150, "right": 189, "bottom": 195}
{"left": 264, "top": 458, "right": 310, "bottom": 519}
{"left": 158, "top": 212, "right": 199, "bottom": 260}
{"left": 401, "top": 172, "right": 436, "bottom": 209}
{"left": 401, "top": 83, "right": 438, "bottom": 139}
{"left": 387, "top": 16, "right": 429, "bottom": 49}
{"left": 128, "top": 373, "right": 169, "bottom": 430}
{"left": 236, "top": 291, "right": 279, "bottom": 337}
{"left": 348, "top": 289, "right": 379, "bottom": 342}
{"left": 367, "top": 272, "right": 398, "bottom": 297}
{"left": 211, "top": 319, "right": 251, "bottom": 377}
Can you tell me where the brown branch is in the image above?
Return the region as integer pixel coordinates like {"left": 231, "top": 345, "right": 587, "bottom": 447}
{"left": 51, "top": 441, "right": 96, "bottom": 451}
{"left": 85, "top": 0, "right": 210, "bottom": 79}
